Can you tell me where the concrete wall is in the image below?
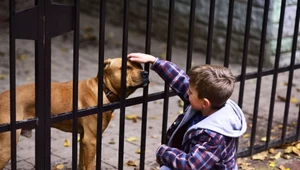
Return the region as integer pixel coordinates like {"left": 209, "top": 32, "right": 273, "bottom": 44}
{"left": 81, "top": 0, "right": 300, "bottom": 67}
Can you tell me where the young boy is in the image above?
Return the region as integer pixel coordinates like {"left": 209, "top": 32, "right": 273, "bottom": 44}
{"left": 127, "top": 53, "right": 247, "bottom": 170}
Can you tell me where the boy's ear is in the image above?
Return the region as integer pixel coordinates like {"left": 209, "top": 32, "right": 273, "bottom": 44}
{"left": 202, "top": 98, "right": 211, "bottom": 109}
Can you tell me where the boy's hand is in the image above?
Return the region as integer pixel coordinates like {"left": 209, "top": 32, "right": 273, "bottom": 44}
{"left": 127, "top": 53, "right": 156, "bottom": 64}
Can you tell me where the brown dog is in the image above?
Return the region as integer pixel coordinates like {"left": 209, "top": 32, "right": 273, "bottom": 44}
{"left": 0, "top": 58, "right": 149, "bottom": 170}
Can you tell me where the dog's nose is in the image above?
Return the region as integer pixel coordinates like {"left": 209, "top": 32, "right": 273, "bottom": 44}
{"left": 141, "top": 71, "right": 149, "bottom": 78}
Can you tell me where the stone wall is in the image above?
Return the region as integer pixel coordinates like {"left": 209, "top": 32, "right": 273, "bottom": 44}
{"left": 1, "top": 0, "right": 299, "bottom": 67}
{"left": 81, "top": 0, "right": 300, "bottom": 67}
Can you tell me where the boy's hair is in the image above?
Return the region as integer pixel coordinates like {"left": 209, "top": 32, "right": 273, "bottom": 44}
{"left": 187, "top": 64, "right": 236, "bottom": 108}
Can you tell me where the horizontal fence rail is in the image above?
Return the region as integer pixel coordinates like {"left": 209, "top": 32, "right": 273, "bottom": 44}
{"left": 1, "top": 0, "right": 300, "bottom": 169}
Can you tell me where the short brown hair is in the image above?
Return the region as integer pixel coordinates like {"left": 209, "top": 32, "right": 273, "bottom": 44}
{"left": 187, "top": 64, "right": 236, "bottom": 108}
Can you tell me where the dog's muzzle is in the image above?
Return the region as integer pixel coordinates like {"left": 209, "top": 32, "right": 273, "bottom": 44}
{"left": 129, "top": 71, "right": 149, "bottom": 88}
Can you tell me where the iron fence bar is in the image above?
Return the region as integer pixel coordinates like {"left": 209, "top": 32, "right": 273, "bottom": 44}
{"left": 186, "top": 0, "right": 196, "bottom": 72}
{"left": 71, "top": 0, "right": 80, "bottom": 169}
{"left": 250, "top": 0, "right": 270, "bottom": 155}
{"left": 139, "top": 0, "right": 152, "bottom": 169}
{"left": 224, "top": 0, "right": 234, "bottom": 67}
{"left": 95, "top": 0, "right": 106, "bottom": 169}
{"left": 35, "top": 0, "right": 52, "bottom": 169}
{"left": 9, "top": 0, "right": 17, "bottom": 169}
{"left": 118, "top": 0, "right": 129, "bottom": 169}
{"left": 238, "top": 133, "right": 298, "bottom": 157}
{"left": 205, "top": 0, "right": 215, "bottom": 64}
{"left": 266, "top": 0, "right": 286, "bottom": 149}
{"left": 238, "top": 0, "right": 252, "bottom": 109}
{"left": 161, "top": 0, "right": 175, "bottom": 144}
{"left": 281, "top": 0, "right": 300, "bottom": 144}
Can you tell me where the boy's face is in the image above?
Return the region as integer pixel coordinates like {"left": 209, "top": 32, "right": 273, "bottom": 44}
{"left": 187, "top": 86, "right": 205, "bottom": 110}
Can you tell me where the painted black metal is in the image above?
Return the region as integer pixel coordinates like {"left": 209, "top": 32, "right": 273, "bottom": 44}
{"left": 206, "top": 0, "right": 215, "bottom": 64}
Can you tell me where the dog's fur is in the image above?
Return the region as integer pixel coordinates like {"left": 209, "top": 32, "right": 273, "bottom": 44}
{"left": 0, "top": 58, "right": 149, "bottom": 170}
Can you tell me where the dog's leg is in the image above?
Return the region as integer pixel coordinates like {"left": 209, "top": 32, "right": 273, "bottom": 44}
{"left": 80, "top": 135, "right": 96, "bottom": 170}
{"left": 0, "top": 130, "right": 21, "bottom": 170}
{"left": 78, "top": 133, "right": 85, "bottom": 170}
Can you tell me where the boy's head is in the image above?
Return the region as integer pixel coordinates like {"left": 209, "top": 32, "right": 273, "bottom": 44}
{"left": 187, "top": 64, "right": 235, "bottom": 109}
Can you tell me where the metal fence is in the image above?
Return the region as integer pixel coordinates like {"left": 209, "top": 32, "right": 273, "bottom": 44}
{"left": 1, "top": 0, "right": 300, "bottom": 169}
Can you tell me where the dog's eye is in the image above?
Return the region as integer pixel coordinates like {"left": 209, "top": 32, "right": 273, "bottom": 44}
{"left": 127, "top": 66, "right": 133, "bottom": 70}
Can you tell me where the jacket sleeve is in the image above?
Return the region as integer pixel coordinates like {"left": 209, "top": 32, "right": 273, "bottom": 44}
{"left": 156, "top": 131, "right": 226, "bottom": 170}
{"left": 151, "top": 58, "right": 189, "bottom": 103}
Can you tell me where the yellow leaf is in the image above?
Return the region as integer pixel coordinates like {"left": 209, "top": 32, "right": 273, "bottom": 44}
{"left": 0, "top": 75, "right": 5, "bottom": 80}
{"left": 178, "top": 109, "right": 183, "bottom": 114}
{"left": 251, "top": 151, "right": 268, "bottom": 161}
{"left": 290, "top": 98, "right": 298, "bottom": 103}
{"left": 261, "top": 137, "right": 267, "bottom": 142}
{"left": 126, "top": 114, "right": 138, "bottom": 120}
{"left": 18, "top": 54, "right": 26, "bottom": 60}
{"left": 279, "top": 165, "right": 290, "bottom": 170}
{"left": 126, "top": 137, "right": 138, "bottom": 142}
{"left": 151, "top": 135, "right": 158, "bottom": 139}
{"left": 64, "top": 139, "right": 70, "bottom": 147}
{"left": 126, "top": 160, "right": 138, "bottom": 167}
{"left": 270, "top": 151, "right": 281, "bottom": 160}
{"left": 268, "top": 148, "right": 276, "bottom": 154}
{"left": 77, "top": 136, "right": 80, "bottom": 142}
{"left": 135, "top": 149, "right": 141, "bottom": 154}
{"left": 55, "top": 164, "right": 64, "bottom": 170}
{"left": 269, "top": 161, "right": 276, "bottom": 167}
{"left": 109, "top": 138, "right": 115, "bottom": 144}
{"left": 284, "top": 146, "right": 293, "bottom": 153}
{"left": 242, "top": 134, "right": 250, "bottom": 138}
{"left": 282, "top": 154, "right": 291, "bottom": 160}
{"left": 178, "top": 100, "right": 184, "bottom": 107}
{"left": 292, "top": 146, "right": 300, "bottom": 156}
{"left": 295, "top": 142, "right": 300, "bottom": 149}
{"left": 160, "top": 53, "right": 166, "bottom": 59}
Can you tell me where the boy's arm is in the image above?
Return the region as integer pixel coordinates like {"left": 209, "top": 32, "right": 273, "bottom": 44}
{"left": 151, "top": 58, "right": 190, "bottom": 102}
{"left": 127, "top": 53, "right": 189, "bottom": 102}
{"left": 156, "top": 131, "right": 226, "bottom": 170}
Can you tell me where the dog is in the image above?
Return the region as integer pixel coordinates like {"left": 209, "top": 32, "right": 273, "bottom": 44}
{"left": 0, "top": 58, "right": 149, "bottom": 170}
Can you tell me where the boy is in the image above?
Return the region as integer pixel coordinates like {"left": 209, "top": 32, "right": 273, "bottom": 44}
{"left": 127, "top": 53, "right": 247, "bottom": 170}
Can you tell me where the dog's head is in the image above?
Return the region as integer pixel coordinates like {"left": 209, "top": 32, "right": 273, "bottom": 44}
{"left": 102, "top": 58, "right": 149, "bottom": 99}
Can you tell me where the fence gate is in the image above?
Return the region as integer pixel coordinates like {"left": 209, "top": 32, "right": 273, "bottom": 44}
{"left": 1, "top": 0, "right": 300, "bottom": 170}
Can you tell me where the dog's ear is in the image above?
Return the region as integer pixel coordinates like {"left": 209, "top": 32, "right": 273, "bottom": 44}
{"left": 104, "top": 59, "right": 111, "bottom": 69}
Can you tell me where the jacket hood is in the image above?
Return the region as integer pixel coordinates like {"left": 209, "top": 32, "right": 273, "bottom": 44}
{"left": 188, "top": 99, "right": 247, "bottom": 138}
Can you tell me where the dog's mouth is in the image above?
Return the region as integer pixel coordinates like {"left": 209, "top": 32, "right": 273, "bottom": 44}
{"left": 129, "top": 78, "right": 149, "bottom": 89}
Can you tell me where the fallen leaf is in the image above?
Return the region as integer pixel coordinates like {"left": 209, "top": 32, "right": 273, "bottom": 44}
{"left": 178, "top": 99, "right": 184, "bottom": 107}
{"left": 292, "top": 146, "right": 300, "bottom": 156}
{"left": 109, "top": 138, "right": 115, "bottom": 144}
{"left": 279, "top": 164, "right": 290, "bottom": 170}
{"left": 268, "top": 148, "right": 276, "bottom": 154}
{"left": 126, "top": 160, "right": 138, "bottom": 167}
{"left": 270, "top": 151, "right": 281, "bottom": 160}
{"left": 242, "top": 134, "right": 250, "bottom": 138}
{"left": 277, "top": 95, "right": 286, "bottom": 102}
{"left": 151, "top": 135, "right": 158, "bottom": 139}
{"left": 126, "top": 137, "right": 138, "bottom": 142}
{"left": 135, "top": 149, "right": 140, "bottom": 154}
{"left": 269, "top": 161, "right": 276, "bottom": 167}
{"left": 64, "top": 139, "right": 70, "bottom": 147}
{"left": 282, "top": 154, "right": 291, "bottom": 159}
{"left": 284, "top": 146, "right": 293, "bottom": 153}
{"left": 251, "top": 151, "right": 268, "bottom": 161}
{"left": 55, "top": 164, "right": 64, "bottom": 170}
{"left": 295, "top": 142, "right": 300, "bottom": 149}
{"left": 261, "top": 137, "right": 267, "bottom": 142}
{"left": 290, "top": 98, "right": 298, "bottom": 104}
{"left": 0, "top": 75, "right": 5, "bottom": 80}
